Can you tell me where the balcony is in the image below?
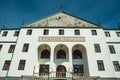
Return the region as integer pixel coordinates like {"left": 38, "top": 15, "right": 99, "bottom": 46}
{"left": 31, "top": 72, "right": 100, "bottom": 80}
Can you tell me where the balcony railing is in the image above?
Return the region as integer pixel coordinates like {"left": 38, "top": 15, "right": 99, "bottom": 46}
{"left": 1, "top": 75, "right": 119, "bottom": 80}
{"left": 33, "top": 72, "right": 91, "bottom": 79}
{"left": 50, "top": 71, "right": 72, "bottom": 78}
{"left": 33, "top": 72, "right": 84, "bottom": 79}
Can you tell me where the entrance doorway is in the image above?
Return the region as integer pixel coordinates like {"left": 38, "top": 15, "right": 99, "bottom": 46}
{"left": 56, "top": 65, "right": 66, "bottom": 78}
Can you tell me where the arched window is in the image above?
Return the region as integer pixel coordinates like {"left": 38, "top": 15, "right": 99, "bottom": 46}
{"left": 41, "top": 49, "right": 50, "bottom": 59}
{"left": 73, "top": 50, "right": 82, "bottom": 59}
{"left": 57, "top": 50, "right": 66, "bottom": 59}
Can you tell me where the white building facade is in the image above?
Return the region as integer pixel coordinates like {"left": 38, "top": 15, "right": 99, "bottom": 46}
{"left": 0, "top": 11, "right": 120, "bottom": 80}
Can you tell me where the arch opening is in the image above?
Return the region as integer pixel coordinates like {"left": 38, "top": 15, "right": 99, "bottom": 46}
{"left": 72, "top": 44, "right": 89, "bottom": 76}
{"left": 73, "top": 49, "right": 82, "bottom": 59}
{"left": 37, "top": 44, "right": 51, "bottom": 65}
{"left": 57, "top": 49, "right": 66, "bottom": 59}
{"left": 41, "top": 49, "right": 50, "bottom": 59}
{"left": 56, "top": 65, "right": 66, "bottom": 78}
{"left": 54, "top": 44, "right": 69, "bottom": 60}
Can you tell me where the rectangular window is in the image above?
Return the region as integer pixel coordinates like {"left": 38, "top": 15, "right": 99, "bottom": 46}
{"left": 116, "top": 32, "right": 120, "bottom": 37}
{"left": 26, "top": 30, "right": 32, "bottom": 35}
{"left": 73, "top": 65, "right": 84, "bottom": 73}
{"left": 39, "top": 65, "right": 49, "bottom": 74}
{"left": 91, "top": 30, "right": 97, "bottom": 35}
{"left": 43, "top": 30, "right": 49, "bottom": 35}
{"left": 22, "top": 44, "right": 29, "bottom": 52}
{"left": 8, "top": 45, "right": 15, "bottom": 53}
{"left": 0, "top": 45, "right": 3, "bottom": 52}
{"left": 2, "top": 31, "right": 8, "bottom": 36}
{"left": 97, "top": 60, "right": 105, "bottom": 71}
{"left": 105, "top": 32, "right": 111, "bottom": 37}
{"left": 75, "top": 30, "right": 80, "bottom": 35}
{"left": 108, "top": 45, "right": 116, "bottom": 53}
{"left": 3, "top": 60, "right": 11, "bottom": 70}
{"left": 94, "top": 44, "right": 101, "bottom": 53}
{"left": 14, "top": 31, "right": 19, "bottom": 36}
{"left": 59, "top": 30, "right": 64, "bottom": 35}
{"left": 18, "top": 60, "right": 26, "bottom": 70}
{"left": 113, "top": 61, "right": 120, "bottom": 71}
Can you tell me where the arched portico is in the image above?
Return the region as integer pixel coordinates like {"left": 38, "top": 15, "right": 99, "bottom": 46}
{"left": 72, "top": 44, "right": 89, "bottom": 76}
{"left": 54, "top": 44, "right": 69, "bottom": 65}
{"left": 37, "top": 44, "right": 51, "bottom": 64}
{"left": 36, "top": 43, "right": 89, "bottom": 78}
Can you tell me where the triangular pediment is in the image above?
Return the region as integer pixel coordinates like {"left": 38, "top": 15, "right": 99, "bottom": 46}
{"left": 25, "top": 11, "right": 99, "bottom": 27}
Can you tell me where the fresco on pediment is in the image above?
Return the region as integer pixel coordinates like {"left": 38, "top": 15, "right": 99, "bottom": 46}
{"left": 26, "top": 12, "right": 98, "bottom": 27}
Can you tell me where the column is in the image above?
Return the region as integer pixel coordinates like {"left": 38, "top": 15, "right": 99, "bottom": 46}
{"left": 50, "top": 45, "right": 55, "bottom": 77}
{"left": 68, "top": 46, "right": 73, "bottom": 78}
{"left": 50, "top": 46, "right": 54, "bottom": 72}
{"left": 50, "top": 47, "right": 54, "bottom": 63}
{"left": 69, "top": 46, "right": 73, "bottom": 72}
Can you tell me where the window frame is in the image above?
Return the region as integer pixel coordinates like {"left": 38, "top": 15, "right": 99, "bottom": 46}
{"left": 56, "top": 50, "right": 66, "bottom": 59}
{"left": 108, "top": 45, "right": 116, "bottom": 54}
{"left": 116, "top": 32, "right": 120, "bottom": 37}
{"left": 43, "top": 30, "right": 49, "bottom": 35}
{"left": 94, "top": 44, "right": 101, "bottom": 53}
{"left": 73, "top": 65, "right": 84, "bottom": 73}
{"left": 39, "top": 65, "right": 49, "bottom": 74}
{"left": 97, "top": 60, "right": 105, "bottom": 71}
{"left": 59, "top": 29, "right": 64, "bottom": 35}
{"left": 74, "top": 30, "right": 80, "bottom": 35}
{"left": 113, "top": 61, "right": 120, "bottom": 71}
{"left": 18, "top": 60, "right": 26, "bottom": 70}
{"left": 26, "top": 30, "right": 32, "bottom": 35}
{"left": 2, "top": 31, "right": 8, "bottom": 36}
{"left": 14, "top": 31, "right": 19, "bottom": 36}
{"left": 3, "top": 60, "right": 11, "bottom": 70}
{"left": 91, "top": 30, "right": 97, "bottom": 35}
{"left": 41, "top": 49, "right": 50, "bottom": 59}
{"left": 105, "top": 32, "right": 111, "bottom": 37}
{"left": 73, "top": 50, "right": 82, "bottom": 59}
{"left": 22, "top": 44, "right": 29, "bottom": 52}
{"left": 8, "top": 45, "right": 15, "bottom": 53}
{"left": 0, "top": 45, "right": 3, "bottom": 52}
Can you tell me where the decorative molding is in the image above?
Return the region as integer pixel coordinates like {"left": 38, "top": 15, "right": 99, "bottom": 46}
{"left": 104, "top": 28, "right": 120, "bottom": 30}
{"left": 0, "top": 41, "right": 16, "bottom": 43}
{"left": 38, "top": 36, "right": 85, "bottom": 42}
{"left": 1, "top": 28, "right": 20, "bottom": 30}
{"left": 107, "top": 42, "right": 120, "bottom": 44}
{"left": 21, "top": 26, "right": 102, "bottom": 29}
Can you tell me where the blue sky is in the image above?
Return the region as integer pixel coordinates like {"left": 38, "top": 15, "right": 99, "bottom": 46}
{"left": 0, "top": 0, "right": 120, "bottom": 29}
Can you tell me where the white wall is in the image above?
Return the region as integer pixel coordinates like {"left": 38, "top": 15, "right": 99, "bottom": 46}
{"left": 0, "top": 28, "right": 120, "bottom": 78}
{"left": 0, "top": 30, "right": 19, "bottom": 77}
